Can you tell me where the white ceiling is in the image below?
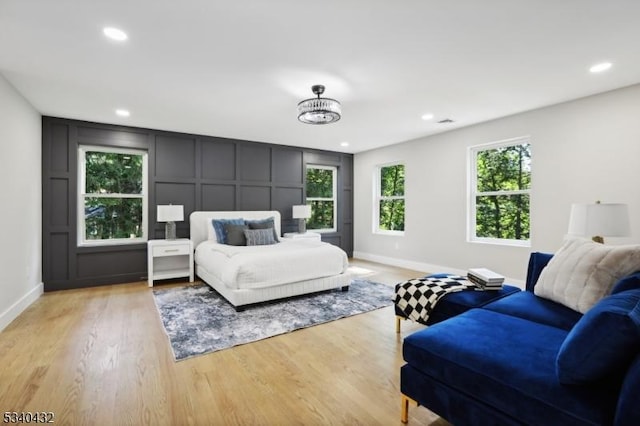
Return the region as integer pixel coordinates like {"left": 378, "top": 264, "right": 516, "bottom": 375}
{"left": 1, "top": 1, "right": 639, "bottom": 153}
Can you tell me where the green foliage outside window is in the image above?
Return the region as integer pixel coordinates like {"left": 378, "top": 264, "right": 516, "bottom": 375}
{"left": 306, "top": 167, "right": 335, "bottom": 230}
{"left": 83, "top": 151, "right": 144, "bottom": 241}
{"left": 379, "top": 164, "right": 405, "bottom": 231}
{"left": 84, "top": 197, "right": 143, "bottom": 240}
{"left": 475, "top": 143, "right": 531, "bottom": 240}
{"left": 307, "top": 200, "right": 334, "bottom": 230}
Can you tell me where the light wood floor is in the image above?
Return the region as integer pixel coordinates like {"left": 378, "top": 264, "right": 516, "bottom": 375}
{"left": 0, "top": 259, "right": 449, "bottom": 425}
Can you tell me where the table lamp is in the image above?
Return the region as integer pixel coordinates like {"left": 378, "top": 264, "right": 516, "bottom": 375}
{"left": 567, "top": 201, "right": 630, "bottom": 243}
{"left": 157, "top": 204, "right": 184, "bottom": 240}
{"left": 292, "top": 205, "right": 312, "bottom": 234}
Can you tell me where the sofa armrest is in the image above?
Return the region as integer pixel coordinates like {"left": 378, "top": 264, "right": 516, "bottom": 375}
{"left": 612, "top": 271, "right": 640, "bottom": 294}
{"left": 525, "top": 252, "right": 554, "bottom": 292}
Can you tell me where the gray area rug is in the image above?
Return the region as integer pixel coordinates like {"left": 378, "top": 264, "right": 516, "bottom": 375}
{"left": 153, "top": 279, "right": 393, "bottom": 360}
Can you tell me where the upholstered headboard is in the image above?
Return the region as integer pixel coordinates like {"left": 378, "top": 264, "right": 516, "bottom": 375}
{"left": 189, "top": 211, "right": 282, "bottom": 248}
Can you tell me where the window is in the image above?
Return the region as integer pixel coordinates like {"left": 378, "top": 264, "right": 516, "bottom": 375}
{"left": 306, "top": 165, "right": 337, "bottom": 232}
{"left": 469, "top": 137, "right": 531, "bottom": 246}
{"left": 78, "top": 146, "right": 148, "bottom": 246}
{"left": 375, "top": 163, "right": 405, "bottom": 234}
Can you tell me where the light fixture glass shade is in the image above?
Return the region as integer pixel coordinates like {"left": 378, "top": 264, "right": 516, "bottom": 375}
{"left": 292, "top": 205, "right": 312, "bottom": 219}
{"left": 297, "top": 85, "right": 341, "bottom": 125}
{"left": 568, "top": 203, "right": 630, "bottom": 241}
{"left": 157, "top": 205, "right": 184, "bottom": 222}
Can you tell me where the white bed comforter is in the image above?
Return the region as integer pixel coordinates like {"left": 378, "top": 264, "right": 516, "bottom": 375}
{"left": 195, "top": 239, "right": 349, "bottom": 289}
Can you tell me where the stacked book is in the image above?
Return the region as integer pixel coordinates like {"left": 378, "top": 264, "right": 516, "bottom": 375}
{"left": 467, "top": 268, "right": 505, "bottom": 290}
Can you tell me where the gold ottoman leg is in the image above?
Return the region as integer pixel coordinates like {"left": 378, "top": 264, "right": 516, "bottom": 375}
{"left": 401, "top": 394, "right": 414, "bottom": 423}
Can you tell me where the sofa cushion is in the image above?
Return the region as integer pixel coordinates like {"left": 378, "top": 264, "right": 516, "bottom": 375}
{"left": 482, "top": 291, "right": 582, "bottom": 330}
{"left": 534, "top": 238, "right": 640, "bottom": 313}
{"left": 403, "top": 309, "right": 620, "bottom": 425}
{"left": 556, "top": 289, "right": 640, "bottom": 385}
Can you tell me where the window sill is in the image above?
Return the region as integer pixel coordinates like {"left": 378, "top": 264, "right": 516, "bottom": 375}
{"left": 374, "top": 230, "right": 405, "bottom": 237}
{"left": 468, "top": 237, "right": 531, "bottom": 248}
{"left": 78, "top": 238, "right": 148, "bottom": 248}
{"left": 308, "top": 228, "right": 337, "bottom": 234}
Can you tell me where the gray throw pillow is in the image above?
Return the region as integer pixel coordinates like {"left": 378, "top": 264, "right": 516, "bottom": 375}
{"left": 223, "top": 223, "right": 248, "bottom": 246}
{"left": 246, "top": 217, "right": 279, "bottom": 241}
{"left": 244, "top": 228, "right": 277, "bottom": 246}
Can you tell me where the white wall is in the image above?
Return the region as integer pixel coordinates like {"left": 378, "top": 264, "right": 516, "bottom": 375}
{"left": 0, "top": 74, "right": 42, "bottom": 331}
{"left": 354, "top": 84, "right": 640, "bottom": 284}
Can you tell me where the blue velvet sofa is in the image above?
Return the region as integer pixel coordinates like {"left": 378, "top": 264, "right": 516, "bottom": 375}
{"left": 400, "top": 252, "right": 640, "bottom": 426}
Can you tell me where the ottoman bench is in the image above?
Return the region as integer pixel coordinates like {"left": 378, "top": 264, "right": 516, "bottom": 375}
{"left": 395, "top": 273, "right": 521, "bottom": 332}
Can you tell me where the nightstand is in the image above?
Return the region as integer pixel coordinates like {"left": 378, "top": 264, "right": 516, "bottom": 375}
{"left": 147, "top": 239, "right": 194, "bottom": 287}
{"left": 282, "top": 232, "right": 322, "bottom": 241}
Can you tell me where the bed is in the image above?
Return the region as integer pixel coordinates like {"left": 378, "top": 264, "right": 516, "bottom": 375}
{"left": 190, "top": 211, "right": 351, "bottom": 310}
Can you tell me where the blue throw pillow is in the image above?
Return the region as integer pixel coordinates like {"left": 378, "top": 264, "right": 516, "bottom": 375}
{"left": 211, "top": 218, "right": 244, "bottom": 244}
{"left": 556, "top": 289, "right": 640, "bottom": 385}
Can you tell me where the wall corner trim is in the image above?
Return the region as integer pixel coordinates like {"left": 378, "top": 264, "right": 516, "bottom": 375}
{"left": 352, "top": 251, "right": 525, "bottom": 289}
{"left": 0, "top": 282, "right": 44, "bottom": 332}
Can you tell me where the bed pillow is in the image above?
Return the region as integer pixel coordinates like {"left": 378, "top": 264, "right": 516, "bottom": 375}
{"left": 245, "top": 217, "right": 279, "bottom": 241}
{"left": 534, "top": 238, "right": 640, "bottom": 313}
{"left": 211, "top": 218, "right": 244, "bottom": 244}
{"left": 556, "top": 289, "right": 640, "bottom": 384}
{"left": 244, "top": 228, "right": 277, "bottom": 246}
{"left": 224, "top": 223, "right": 248, "bottom": 246}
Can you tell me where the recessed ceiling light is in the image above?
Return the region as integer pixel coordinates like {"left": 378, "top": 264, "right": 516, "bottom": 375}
{"left": 103, "top": 27, "right": 128, "bottom": 41}
{"left": 421, "top": 113, "right": 434, "bottom": 121}
{"left": 340, "top": 142, "right": 349, "bottom": 147}
{"left": 115, "top": 109, "right": 130, "bottom": 117}
{"left": 589, "top": 62, "right": 612, "bottom": 73}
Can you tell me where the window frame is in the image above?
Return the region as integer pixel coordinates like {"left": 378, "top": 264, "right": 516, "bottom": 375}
{"left": 305, "top": 164, "right": 337, "bottom": 233}
{"left": 374, "top": 162, "right": 405, "bottom": 236}
{"left": 77, "top": 145, "right": 149, "bottom": 247}
{"left": 467, "top": 136, "right": 531, "bottom": 247}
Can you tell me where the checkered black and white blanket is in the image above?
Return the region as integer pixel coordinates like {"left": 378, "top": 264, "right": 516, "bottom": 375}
{"left": 394, "top": 275, "right": 477, "bottom": 324}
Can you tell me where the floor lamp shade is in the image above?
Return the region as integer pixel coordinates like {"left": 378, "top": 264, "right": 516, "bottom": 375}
{"left": 568, "top": 203, "right": 630, "bottom": 243}
{"left": 157, "top": 205, "right": 184, "bottom": 240}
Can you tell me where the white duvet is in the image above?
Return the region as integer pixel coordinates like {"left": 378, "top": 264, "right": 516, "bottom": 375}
{"left": 195, "top": 239, "right": 349, "bottom": 289}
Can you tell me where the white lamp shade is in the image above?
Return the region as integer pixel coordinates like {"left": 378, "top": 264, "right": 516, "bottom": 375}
{"left": 292, "top": 205, "right": 312, "bottom": 219}
{"left": 568, "top": 203, "right": 630, "bottom": 237}
{"left": 157, "top": 205, "right": 184, "bottom": 222}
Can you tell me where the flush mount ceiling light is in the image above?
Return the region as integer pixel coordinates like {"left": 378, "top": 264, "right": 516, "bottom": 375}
{"left": 115, "top": 109, "right": 130, "bottom": 117}
{"left": 103, "top": 27, "right": 128, "bottom": 41}
{"left": 297, "top": 85, "right": 341, "bottom": 125}
{"left": 421, "top": 113, "right": 434, "bottom": 121}
{"left": 589, "top": 62, "right": 612, "bottom": 73}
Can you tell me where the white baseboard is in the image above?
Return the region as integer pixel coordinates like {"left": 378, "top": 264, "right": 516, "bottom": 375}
{"left": 352, "top": 251, "right": 525, "bottom": 288}
{"left": 0, "top": 283, "right": 43, "bottom": 332}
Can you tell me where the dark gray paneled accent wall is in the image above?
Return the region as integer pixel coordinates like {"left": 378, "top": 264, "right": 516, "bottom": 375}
{"left": 42, "top": 117, "right": 354, "bottom": 291}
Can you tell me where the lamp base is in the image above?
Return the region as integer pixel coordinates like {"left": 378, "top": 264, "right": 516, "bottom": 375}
{"left": 297, "top": 219, "right": 306, "bottom": 234}
{"left": 165, "top": 221, "right": 176, "bottom": 240}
